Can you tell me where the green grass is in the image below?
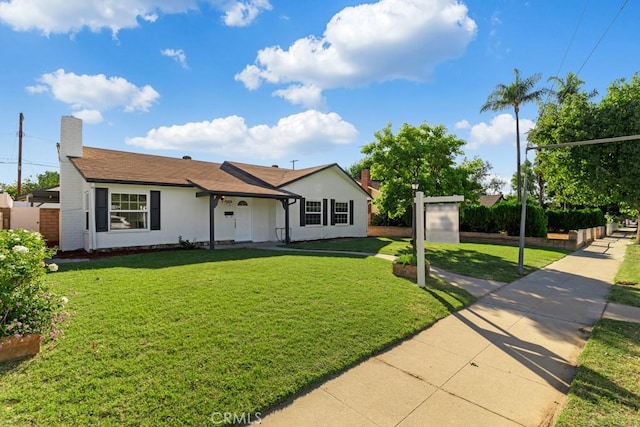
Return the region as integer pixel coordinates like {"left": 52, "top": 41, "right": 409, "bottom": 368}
{"left": 287, "top": 236, "right": 410, "bottom": 256}
{"left": 287, "top": 238, "right": 571, "bottom": 283}
{"left": 555, "top": 319, "right": 640, "bottom": 427}
{"left": 610, "top": 244, "right": 640, "bottom": 307}
{"left": 0, "top": 249, "right": 473, "bottom": 426}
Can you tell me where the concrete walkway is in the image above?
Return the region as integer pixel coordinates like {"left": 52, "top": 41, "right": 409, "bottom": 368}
{"left": 260, "top": 232, "right": 632, "bottom": 427}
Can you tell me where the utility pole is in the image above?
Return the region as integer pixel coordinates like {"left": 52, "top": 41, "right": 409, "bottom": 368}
{"left": 17, "top": 112, "right": 24, "bottom": 196}
{"left": 290, "top": 159, "right": 298, "bottom": 170}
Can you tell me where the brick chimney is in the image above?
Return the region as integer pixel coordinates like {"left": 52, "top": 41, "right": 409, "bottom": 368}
{"left": 360, "top": 168, "right": 371, "bottom": 190}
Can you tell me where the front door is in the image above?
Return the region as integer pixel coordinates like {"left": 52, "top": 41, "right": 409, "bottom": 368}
{"left": 234, "top": 200, "right": 251, "bottom": 241}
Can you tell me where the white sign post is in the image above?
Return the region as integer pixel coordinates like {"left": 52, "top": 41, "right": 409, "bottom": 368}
{"left": 415, "top": 191, "right": 426, "bottom": 288}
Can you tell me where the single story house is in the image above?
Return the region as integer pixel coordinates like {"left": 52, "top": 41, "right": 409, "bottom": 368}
{"left": 58, "top": 116, "right": 369, "bottom": 252}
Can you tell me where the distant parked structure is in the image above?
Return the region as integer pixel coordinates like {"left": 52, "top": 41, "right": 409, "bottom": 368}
{"left": 478, "top": 194, "right": 505, "bottom": 207}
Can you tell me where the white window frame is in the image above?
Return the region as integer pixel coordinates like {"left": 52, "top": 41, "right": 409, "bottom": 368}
{"left": 109, "top": 192, "right": 148, "bottom": 231}
{"left": 334, "top": 201, "right": 349, "bottom": 225}
{"left": 305, "top": 200, "right": 322, "bottom": 226}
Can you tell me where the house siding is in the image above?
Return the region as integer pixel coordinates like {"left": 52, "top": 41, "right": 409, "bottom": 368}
{"left": 281, "top": 167, "right": 367, "bottom": 241}
{"left": 91, "top": 184, "right": 210, "bottom": 250}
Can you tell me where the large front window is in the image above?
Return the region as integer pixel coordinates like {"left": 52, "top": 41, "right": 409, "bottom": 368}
{"left": 305, "top": 201, "right": 322, "bottom": 225}
{"left": 110, "top": 193, "right": 147, "bottom": 230}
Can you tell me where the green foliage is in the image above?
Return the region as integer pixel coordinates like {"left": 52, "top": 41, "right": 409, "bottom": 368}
{"left": 361, "top": 121, "right": 476, "bottom": 220}
{"left": 481, "top": 68, "right": 545, "bottom": 201}
{"left": 345, "top": 158, "right": 373, "bottom": 180}
{"left": 0, "top": 170, "right": 60, "bottom": 199}
{"left": 556, "top": 319, "right": 640, "bottom": 427}
{"left": 510, "top": 159, "right": 539, "bottom": 200}
{"left": 370, "top": 212, "right": 410, "bottom": 227}
{"left": 0, "top": 250, "right": 472, "bottom": 425}
{"left": 0, "top": 229, "right": 69, "bottom": 343}
{"left": 460, "top": 205, "right": 497, "bottom": 233}
{"left": 492, "top": 202, "right": 547, "bottom": 237}
{"left": 460, "top": 202, "right": 547, "bottom": 237}
{"left": 532, "top": 73, "right": 640, "bottom": 229}
{"left": 546, "top": 208, "right": 606, "bottom": 232}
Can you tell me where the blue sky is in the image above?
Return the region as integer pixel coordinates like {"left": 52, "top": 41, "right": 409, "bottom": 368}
{"left": 1, "top": 0, "right": 638, "bottom": 193}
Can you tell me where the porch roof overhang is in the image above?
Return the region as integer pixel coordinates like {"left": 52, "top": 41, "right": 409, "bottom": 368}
{"left": 188, "top": 179, "right": 301, "bottom": 200}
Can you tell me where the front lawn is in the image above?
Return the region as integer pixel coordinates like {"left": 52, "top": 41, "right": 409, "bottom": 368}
{"left": 287, "top": 238, "right": 571, "bottom": 283}
{"left": 610, "top": 244, "right": 640, "bottom": 307}
{"left": 0, "top": 249, "right": 473, "bottom": 426}
{"left": 555, "top": 319, "right": 640, "bottom": 427}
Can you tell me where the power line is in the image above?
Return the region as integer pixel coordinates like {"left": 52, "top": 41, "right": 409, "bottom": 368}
{"left": 576, "top": 0, "right": 628, "bottom": 76}
{"left": 528, "top": 134, "right": 640, "bottom": 151}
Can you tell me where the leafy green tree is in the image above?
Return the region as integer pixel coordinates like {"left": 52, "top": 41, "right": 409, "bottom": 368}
{"left": 510, "top": 159, "right": 538, "bottom": 201}
{"left": 460, "top": 156, "right": 505, "bottom": 195}
{"left": 361, "top": 122, "right": 472, "bottom": 221}
{"left": 345, "top": 159, "right": 372, "bottom": 180}
{"left": 547, "top": 72, "right": 597, "bottom": 104}
{"left": 0, "top": 170, "right": 60, "bottom": 199}
{"left": 480, "top": 68, "right": 545, "bottom": 202}
{"left": 532, "top": 73, "right": 640, "bottom": 242}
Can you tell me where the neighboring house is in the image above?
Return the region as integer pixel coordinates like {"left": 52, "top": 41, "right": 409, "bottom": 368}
{"left": 58, "top": 116, "right": 369, "bottom": 252}
{"left": 358, "top": 169, "right": 381, "bottom": 224}
{"left": 478, "top": 194, "right": 505, "bottom": 207}
{"left": 16, "top": 186, "right": 60, "bottom": 208}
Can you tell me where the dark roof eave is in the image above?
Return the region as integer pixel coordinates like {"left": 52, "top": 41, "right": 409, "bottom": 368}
{"left": 85, "top": 178, "right": 193, "bottom": 188}
{"left": 195, "top": 190, "right": 302, "bottom": 200}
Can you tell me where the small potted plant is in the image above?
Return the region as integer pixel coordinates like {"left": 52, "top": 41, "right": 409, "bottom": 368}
{"left": 0, "top": 229, "right": 70, "bottom": 363}
{"left": 392, "top": 252, "right": 430, "bottom": 281}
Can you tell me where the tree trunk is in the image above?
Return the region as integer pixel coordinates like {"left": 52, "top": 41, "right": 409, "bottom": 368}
{"left": 537, "top": 172, "right": 544, "bottom": 207}
{"left": 637, "top": 214, "right": 640, "bottom": 244}
{"left": 515, "top": 109, "right": 522, "bottom": 203}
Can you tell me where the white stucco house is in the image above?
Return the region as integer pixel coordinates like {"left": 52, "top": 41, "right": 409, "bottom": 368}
{"left": 58, "top": 116, "right": 369, "bottom": 252}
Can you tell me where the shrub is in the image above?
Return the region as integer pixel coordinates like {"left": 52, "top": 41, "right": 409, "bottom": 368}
{"left": 491, "top": 202, "right": 547, "bottom": 237}
{"left": 546, "top": 208, "right": 606, "bottom": 232}
{"left": 0, "top": 229, "right": 70, "bottom": 345}
{"left": 460, "top": 205, "right": 498, "bottom": 233}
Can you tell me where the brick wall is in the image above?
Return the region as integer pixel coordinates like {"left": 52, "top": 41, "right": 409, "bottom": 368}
{"left": 367, "top": 226, "right": 412, "bottom": 238}
{"left": 39, "top": 208, "right": 60, "bottom": 247}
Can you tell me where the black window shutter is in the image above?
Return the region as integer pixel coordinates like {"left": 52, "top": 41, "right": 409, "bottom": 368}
{"left": 95, "top": 188, "right": 108, "bottom": 232}
{"left": 330, "top": 199, "right": 336, "bottom": 225}
{"left": 299, "top": 198, "right": 306, "bottom": 226}
{"left": 322, "top": 199, "right": 328, "bottom": 226}
{"left": 150, "top": 191, "right": 161, "bottom": 230}
{"left": 349, "top": 200, "right": 354, "bottom": 225}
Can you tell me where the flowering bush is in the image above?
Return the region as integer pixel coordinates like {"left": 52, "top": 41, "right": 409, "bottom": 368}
{"left": 0, "top": 228, "right": 70, "bottom": 346}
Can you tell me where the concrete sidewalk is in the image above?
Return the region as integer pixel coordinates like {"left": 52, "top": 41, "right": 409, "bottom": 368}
{"left": 260, "top": 232, "right": 631, "bottom": 427}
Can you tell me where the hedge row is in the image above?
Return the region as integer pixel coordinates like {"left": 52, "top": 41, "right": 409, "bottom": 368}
{"left": 546, "top": 208, "right": 606, "bottom": 233}
{"left": 461, "top": 205, "right": 606, "bottom": 236}
{"left": 460, "top": 203, "right": 547, "bottom": 237}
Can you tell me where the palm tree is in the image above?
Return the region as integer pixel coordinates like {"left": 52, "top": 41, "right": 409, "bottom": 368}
{"left": 548, "top": 72, "right": 597, "bottom": 104}
{"left": 480, "top": 68, "right": 545, "bottom": 202}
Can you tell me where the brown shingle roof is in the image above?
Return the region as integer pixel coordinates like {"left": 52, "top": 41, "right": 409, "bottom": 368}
{"left": 69, "top": 146, "right": 328, "bottom": 199}
{"left": 225, "top": 161, "right": 333, "bottom": 187}
{"left": 478, "top": 194, "right": 504, "bottom": 207}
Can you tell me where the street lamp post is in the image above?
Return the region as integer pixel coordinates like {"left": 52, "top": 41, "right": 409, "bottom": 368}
{"left": 411, "top": 180, "right": 419, "bottom": 256}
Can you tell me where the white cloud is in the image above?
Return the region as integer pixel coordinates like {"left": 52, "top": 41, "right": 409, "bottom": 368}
{"left": 28, "top": 69, "right": 159, "bottom": 118}
{"left": 455, "top": 119, "right": 470, "bottom": 129}
{"left": 272, "top": 84, "right": 325, "bottom": 109}
{"left": 126, "top": 110, "right": 358, "bottom": 159}
{"left": 72, "top": 109, "right": 104, "bottom": 124}
{"left": 161, "top": 48, "right": 188, "bottom": 69}
{"left": 235, "top": 0, "right": 476, "bottom": 105}
{"left": 221, "top": 0, "right": 272, "bottom": 27}
{"left": 0, "top": 0, "right": 270, "bottom": 35}
{"left": 466, "top": 113, "right": 534, "bottom": 149}
{"left": 25, "top": 85, "right": 48, "bottom": 94}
